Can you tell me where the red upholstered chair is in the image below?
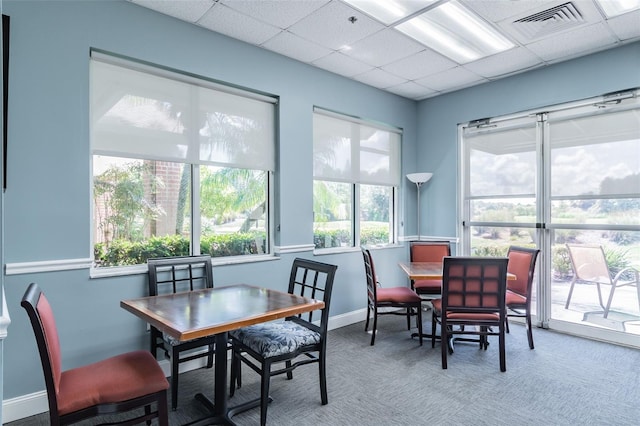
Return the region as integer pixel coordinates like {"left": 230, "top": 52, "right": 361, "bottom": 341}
{"left": 362, "top": 248, "right": 423, "bottom": 346}
{"left": 432, "top": 257, "right": 509, "bottom": 371}
{"left": 505, "top": 246, "right": 540, "bottom": 349}
{"left": 21, "top": 282, "right": 169, "bottom": 426}
{"left": 409, "top": 241, "right": 451, "bottom": 301}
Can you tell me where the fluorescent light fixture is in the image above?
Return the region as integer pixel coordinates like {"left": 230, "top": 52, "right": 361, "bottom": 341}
{"left": 596, "top": 0, "right": 640, "bottom": 17}
{"left": 343, "top": 0, "right": 437, "bottom": 25}
{"left": 395, "top": 0, "right": 515, "bottom": 63}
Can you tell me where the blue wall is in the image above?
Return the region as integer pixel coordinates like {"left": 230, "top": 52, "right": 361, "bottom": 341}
{"left": 417, "top": 42, "right": 640, "bottom": 238}
{"left": 1, "top": 0, "right": 639, "bottom": 404}
{"left": 1, "top": 0, "right": 417, "bottom": 400}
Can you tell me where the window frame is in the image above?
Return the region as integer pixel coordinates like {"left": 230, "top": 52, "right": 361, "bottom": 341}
{"left": 89, "top": 50, "right": 277, "bottom": 271}
{"left": 312, "top": 107, "right": 401, "bottom": 251}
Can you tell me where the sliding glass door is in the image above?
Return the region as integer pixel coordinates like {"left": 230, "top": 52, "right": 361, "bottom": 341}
{"left": 460, "top": 89, "right": 640, "bottom": 347}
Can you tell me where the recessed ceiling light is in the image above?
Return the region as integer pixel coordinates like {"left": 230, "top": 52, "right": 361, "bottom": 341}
{"left": 395, "top": 0, "right": 515, "bottom": 63}
{"left": 343, "top": 0, "right": 437, "bottom": 25}
{"left": 595, "top": 0, "right": 640, "bottom": 17}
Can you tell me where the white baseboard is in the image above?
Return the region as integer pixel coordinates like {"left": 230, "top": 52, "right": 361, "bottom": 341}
{"left": 2, "top": 309, "right": 365, "bottom": 424}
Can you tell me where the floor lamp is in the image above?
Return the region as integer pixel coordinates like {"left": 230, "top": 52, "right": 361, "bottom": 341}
{"left": 406, "top": 172, "right": 433, "bottom": 240}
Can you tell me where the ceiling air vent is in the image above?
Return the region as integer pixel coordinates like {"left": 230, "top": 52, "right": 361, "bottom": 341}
{"left": 511, "top": 2, "right": 586, "bottom": 41}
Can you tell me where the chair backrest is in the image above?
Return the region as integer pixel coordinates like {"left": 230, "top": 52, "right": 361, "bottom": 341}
{"left": 21, "top": 283, "right": 63, "bottom": 419}
{"left": 410, "top": 241, "right": 451, "bottom": 262}
{"left": 287, "top": 258, "right": 338, "bottom": 335}
{"left": 442, "top": 257, "right": 509, "bottom": 315}
{"left": 566, "top": 244, "right": 613, "bottom": 284}
{"left": 362, "top": 248, "right": 378, "bottom": 306}
{"left": 506, "top": 246, "right": 540, "bottom": 298}
{"left": 147, "top": 255, "right": 214, "bottom": 296}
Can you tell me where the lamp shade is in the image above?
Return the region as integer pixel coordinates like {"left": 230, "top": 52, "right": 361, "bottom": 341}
{"left": 406, "top": 172, "right": 433, "bottom": 184}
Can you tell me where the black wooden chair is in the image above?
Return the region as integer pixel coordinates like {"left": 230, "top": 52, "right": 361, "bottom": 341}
{"left": 362, "top": 247, "right": 423, "bottom": 346}
{"left": 432, "top": 257, "right": 509, "bottom": 371}
{"left": 21, "top": 282, "right": 169, "bottom": 425}
{"left": 229, "top": 258, "right": 338, "bottom": 426}
{"left": 147, "top": 255, "right": 216, "bottom": 411}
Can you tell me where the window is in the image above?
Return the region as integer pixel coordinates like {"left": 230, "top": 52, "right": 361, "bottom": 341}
{"left": 90, "top": 52, "right": 276, "bottom": 267}
{"left": 313, "top": 108, "right": 400, "bottom": 249}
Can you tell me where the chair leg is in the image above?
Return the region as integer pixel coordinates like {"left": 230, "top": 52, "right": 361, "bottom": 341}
{"left": 286, "top": 360, "right": 293, "bottom": 380}
{"left": 157, "top": 390, "right": 169, "bottom": 426}
{"left": 505, "top": 314, "right": 510, "bottom": 333}
{"left": 416, "top": 306, "right": 423, "bottom": 346}
{"left": 171, "top": 347, "right": 179, "bottom": 411}
{"left": 431, "top": 311, "right": 437, "bottom": 348}
{"left": 229, "top": 347, "right": 241, "bottom": 397}
{"left": 206, "top": 344, "right": 214, "bottom": 368}
{"left": 564, "top": 277, "right": 577, "bottom": 309}
{"left": 406, "top": 308, "right": 411, "bottom": 330}
{"left": 526, "top": 313, "right": 534, "bottom": 350}
{"left": 441, "top": 322, "right": 448, "bottom": 369}
{"left": 499, "top": 324, "right": 506, "bottom": 372}
{"left": 370, "top": 309, "right": 378, "bottom": 346}
{"left": 364, "top": 306, "right": 371, "bottom": 332}
{"left": 603, "top": 283, "right": 617, "bottom": 318}
{"left": 260, "top": 362, "right": 272, "bottom": 426}
{"left": 319, "top": 353, "right": 328, "bottom": 405}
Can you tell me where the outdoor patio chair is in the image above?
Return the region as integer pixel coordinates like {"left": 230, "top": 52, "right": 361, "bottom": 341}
{"left": 565, "top": 244, "right": 640, "bottom": 319}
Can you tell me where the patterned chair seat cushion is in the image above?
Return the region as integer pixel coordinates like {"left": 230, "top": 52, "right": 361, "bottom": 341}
{"left": 230, "top": 321, "right": 320, "bottom": 358}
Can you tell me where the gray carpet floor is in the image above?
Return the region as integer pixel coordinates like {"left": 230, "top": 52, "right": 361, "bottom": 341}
{"left": 8, "top": 319, "right": 640, "bottom": 425}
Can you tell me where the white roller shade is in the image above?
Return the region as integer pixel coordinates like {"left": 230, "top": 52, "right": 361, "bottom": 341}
{"left": 313, "top": 110, "right": 400, "bottom": 185}
{"left": 91, "top": 56, "right": 275, "bottom": 171}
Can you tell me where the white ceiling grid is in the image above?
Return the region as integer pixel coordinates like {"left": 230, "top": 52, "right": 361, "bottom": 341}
{"left": 128, "top": 0, "right": 640, "bottom": 100}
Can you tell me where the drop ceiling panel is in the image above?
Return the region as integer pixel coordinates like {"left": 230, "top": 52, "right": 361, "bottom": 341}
{"left": 386, "top": 81, "right": 438, "bottom": 99}
{"left": 416, "top": 66, "right": 486, "bottom": 91}
{"left": 133, "top": 0, "right": 215, "bottom": 23}
{"left": 198, "top": 4, "right": 282, "bottom": 45}
{"left": 311, "top": 52, "right": 373, "bottom": 77}
{"left": 382, "top": 49, "right": 457, "bottom": 80}
{"left": 606, "top": 10, "right": 640, "bottom": 41}
{"left": 353, "top": 68, "right": 407, "bottom": 88}
{"left": 464, "top": 47, "right": 543, "bottom": 78}
{"left": 346, "top": 29, "right": 425, "bottom": 67}
{"left": 262, "top": 31, "right": 333, "bottom": 63}
{"left": 220, "top": 0, "right": 330, "bottom": 29}
{"left": 288, "top": 1, "right": 385, "bottom": 50}
{"left": 524, "top": 22, "right": 618, "bottom": 61}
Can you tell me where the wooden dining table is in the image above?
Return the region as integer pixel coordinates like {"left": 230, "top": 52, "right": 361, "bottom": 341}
{"left": 121, "top": 283, "right": 325, "bottom": 426}
{"left": 399, "top": 261, "right": 517, "bottom": 281}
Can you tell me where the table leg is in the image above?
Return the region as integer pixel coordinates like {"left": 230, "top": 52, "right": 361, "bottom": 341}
{"left": 185, "top": 332, "right": 235, "bottom": 426}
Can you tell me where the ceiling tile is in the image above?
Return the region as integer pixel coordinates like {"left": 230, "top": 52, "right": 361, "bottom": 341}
{"left": 606, "top": 10, "right": 640, "bottom": 41}
{"left": 416, "top": 66, "right": 486, "bottom": 92}
{"left": 198, "top": 4, "right": 283, "bottom": 45}
{"left": 524, "top": 22, "right": 618, "bottom": 62}
{"left": 312, "top": 52, "right": 374, "bottom": 77}
{"left": 353, "top": 68, "right": 407, "bottom": 89}
{"left": 346, "top": 29, "right": 426, "bottom": 67}
{"left": 464, "top": 47, "right": 542, "bottom": 78}
{"left": 288, "top": 1, "right": 385, "bottom": 50}
{"left": 219, "top": 0, "right": 330, "bottom": 29}
{"left": 385, "top": 81, "right": 438, "bottom": 100}
{"left": 381, "top": 49, "right": 457, "bottom": 80}
{"left": 130, "top": 0, "right": 215, "bottom": 22}
{"left": 262, "top": 31, "right": 333, "bottom": 63}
